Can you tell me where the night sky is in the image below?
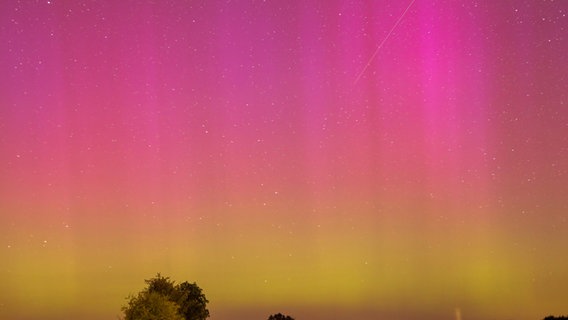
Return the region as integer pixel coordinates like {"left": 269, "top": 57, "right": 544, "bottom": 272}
{"left": 1, "top": 1, "right": 567, "bottom": 320}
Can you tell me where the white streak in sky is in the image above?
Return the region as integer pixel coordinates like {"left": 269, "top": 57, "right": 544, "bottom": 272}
{"left": 353, "top": 0, "right": 416, "bottom": 86}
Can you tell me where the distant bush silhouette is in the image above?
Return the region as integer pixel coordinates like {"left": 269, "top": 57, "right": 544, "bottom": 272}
{"left": 122, "top": 273, "right": 209, "bottom": 320}
{"left": 544, "top": 316, "right": 568, "bottom": 320}
{"left": 268, "top": 313, "right": 295, "bottom": 320}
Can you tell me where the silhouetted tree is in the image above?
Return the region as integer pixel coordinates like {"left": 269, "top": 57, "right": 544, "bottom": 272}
{"left": 268, "top": 313, "right": 295, "bottom": 320}
{"left": 175, "top": 281, "right": 210, "bottom": 320}
{"left": 146, "top": 273, "right": 177, "bottom": 297}
{"left": 544, "top": 316, "right": 568, "bottom": 320}
{"left": 122, "top": 274, "right": 209, "bottom": 320}
{"left": 122, "top": 291, "right": 183, "bottom": 320}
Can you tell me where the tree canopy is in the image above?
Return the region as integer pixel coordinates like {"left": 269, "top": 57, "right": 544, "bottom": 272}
{"left": 122, "top": 274, "right": 209, "bottom": 320}
{"left": 123, "top": 291, "right": 183, "bottom": 320}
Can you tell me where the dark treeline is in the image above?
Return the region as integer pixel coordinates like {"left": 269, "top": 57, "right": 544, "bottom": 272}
{"left": 121, "top": 274, "right": 295, "bottom": 320}
{"left": 126, "top": 275, "right": 568, "bottom": 320}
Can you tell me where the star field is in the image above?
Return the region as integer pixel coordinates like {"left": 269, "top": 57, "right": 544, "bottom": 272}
{"left": 1, "top": 1, "right": 567, "bottom": 320}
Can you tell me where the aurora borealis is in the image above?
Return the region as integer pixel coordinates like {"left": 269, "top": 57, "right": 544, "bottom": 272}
{"left": 1, "top": 0, "right": 567, "bottom": 319}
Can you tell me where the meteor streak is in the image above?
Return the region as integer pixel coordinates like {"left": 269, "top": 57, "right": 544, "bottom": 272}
{"left": 353, "top": 0, "right": 416, "bottom": 86}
